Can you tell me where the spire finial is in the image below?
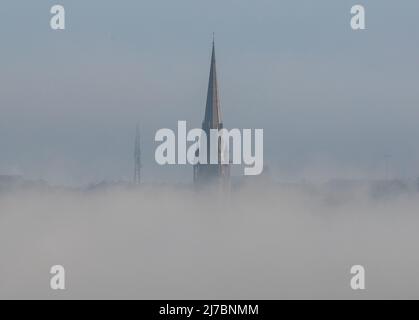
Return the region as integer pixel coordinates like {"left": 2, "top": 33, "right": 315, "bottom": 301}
{"left": 212, "top": 32, "right": 215, "bottom": 45}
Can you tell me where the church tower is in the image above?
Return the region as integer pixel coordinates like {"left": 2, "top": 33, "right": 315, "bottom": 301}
{"left": 193, "top": 39, "right": 230, "bottom": 186}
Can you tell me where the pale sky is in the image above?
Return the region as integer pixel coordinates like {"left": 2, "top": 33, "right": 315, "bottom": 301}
{"left": 1, "top": 0, "right": 419, "bottom": 185}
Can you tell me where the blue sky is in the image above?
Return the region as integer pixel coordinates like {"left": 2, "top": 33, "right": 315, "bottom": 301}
{"left": 1, "top": 0, "right": 419, "bottom": 185}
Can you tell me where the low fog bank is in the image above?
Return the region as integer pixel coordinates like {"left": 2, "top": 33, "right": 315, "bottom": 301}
{"left": 0, "top": 182, "right": 419, "bottom": 299}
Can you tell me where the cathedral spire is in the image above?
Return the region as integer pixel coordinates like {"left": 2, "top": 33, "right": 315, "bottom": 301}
{"left": 203, "top": 37, "right": 222, "bottom": 131}
{"left": 194, "top": 38, "right": 230, "bottom": 186}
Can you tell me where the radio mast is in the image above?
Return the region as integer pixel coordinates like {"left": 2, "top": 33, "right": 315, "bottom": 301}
{"left": 134, "top": 124, "right": 142, "bottom": 185}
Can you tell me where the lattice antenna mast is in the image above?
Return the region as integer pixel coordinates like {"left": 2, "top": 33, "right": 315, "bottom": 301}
{"left": 134, "top": 124, "right": 142, "bottom": 185}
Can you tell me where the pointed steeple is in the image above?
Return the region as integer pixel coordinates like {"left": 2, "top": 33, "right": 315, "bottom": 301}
{"left": 194, "top": 37, "right": 230, "bottom": 186}
{"left": 203, "top": 37, "right": 222, "bottom": 130}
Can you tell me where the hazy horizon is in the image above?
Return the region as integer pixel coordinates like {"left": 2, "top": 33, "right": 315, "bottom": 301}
{"left": 2, "top": 1, "right": 419, "bottom": 300}
{"left": 1, "top": 183, "right": 419, "bottom": 299}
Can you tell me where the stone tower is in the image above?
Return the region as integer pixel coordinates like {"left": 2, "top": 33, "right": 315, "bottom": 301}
{"left": 193, "top": 39, "right": 230, "bottom": 186}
